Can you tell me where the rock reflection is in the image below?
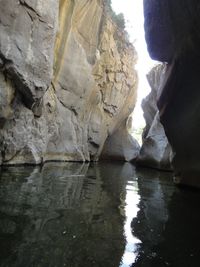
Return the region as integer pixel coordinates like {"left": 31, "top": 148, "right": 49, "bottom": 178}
{"left": 0, "top": 162, "right": 137, "bottom": 267}
{"left": 1, "top": 163, "right": 200, "bottom": 267}
{"left": 131, "top": 168, "right": 175, "bottom": 266}
{"left": 132, "top": 168, "right": 200, "bottom": 267}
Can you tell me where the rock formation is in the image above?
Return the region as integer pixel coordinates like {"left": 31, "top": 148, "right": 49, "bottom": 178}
{"left": 143, "top": 0, "right": 200, "bottom": 187}
{"left": 137, "top": 64, "right": 173, "bottom": 170}
{"left": 101, "top": 117, "right": 140, "bottom": 162}
{"left": 0, "top": 0, "right": 138, "bottom": 165}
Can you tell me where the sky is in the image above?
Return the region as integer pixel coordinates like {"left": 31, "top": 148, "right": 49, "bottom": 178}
{"left": 111, "top": 0, "right": 157, "bottom": 128}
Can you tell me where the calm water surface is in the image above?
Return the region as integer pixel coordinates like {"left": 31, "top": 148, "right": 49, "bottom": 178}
{"left": 0, "top": 162, "right": 200, "bottom": 267}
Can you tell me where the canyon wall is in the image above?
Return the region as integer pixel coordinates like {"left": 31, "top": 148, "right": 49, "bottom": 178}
{"left": 143, "top": 0, "right": 200, "bottom": 187}
{"left": 137, "top": 64, "right": 173, "bottom": 170}
{"left": 0, "top": 0, "right": 138, "bottom": 165}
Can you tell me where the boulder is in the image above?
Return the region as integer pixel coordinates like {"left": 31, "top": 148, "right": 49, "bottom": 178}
{"left": 101, "top": 118, "right": 140, "bottom": 162}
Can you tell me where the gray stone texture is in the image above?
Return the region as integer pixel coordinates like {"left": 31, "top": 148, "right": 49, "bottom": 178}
{"left": 0, "top": 0, "right": 138, "bottom": 164}
{"left": 101, "top": 118, "right": 140, "bottom": 162}
{"left": 138, "top": 64, "right": 173, "bottom": 170}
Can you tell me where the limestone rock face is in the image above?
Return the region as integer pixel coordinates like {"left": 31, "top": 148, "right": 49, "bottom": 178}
{"left": 143, "top": 0, "right": 200, "bottom": 186}
{"left": 0, "top": 0, "right": 58, "bottom": 109}
{"left": 142, "top": 65, "right": 164, "bottom": 139}
{"left": 0, "top": 0, "right": 138, "bottom": 164}
{"left": 138, "top": 65, "right": 173, "bottom": 170}
{"left": 101, "top": 118, "right": 140, "bottom": 162}
{"left": 139, "top": 112, "right": 173, "bottom": 170}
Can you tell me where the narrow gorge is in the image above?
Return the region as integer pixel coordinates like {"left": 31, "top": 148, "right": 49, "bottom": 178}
{"left": 1, "top": 0, "right": 199, "bottom": 189}
{"left": 1, "top": 0, "right": 200, "bottom": 266}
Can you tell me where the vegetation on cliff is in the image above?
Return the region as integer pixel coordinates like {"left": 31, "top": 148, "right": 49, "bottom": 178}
{"left": 104, "top": 0, "right": 126, "bottom": 30}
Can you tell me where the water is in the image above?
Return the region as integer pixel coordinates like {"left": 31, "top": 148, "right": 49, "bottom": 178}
{"left": 0, "top": 162, "right": 200, "bottom": 267}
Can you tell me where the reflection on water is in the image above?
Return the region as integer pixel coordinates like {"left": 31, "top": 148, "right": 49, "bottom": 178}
{"left": 0, "top": 162, "right": 200, "bottom": 267}
{"left": 132, "top": 168, "right": 200, "bottom": 267}
{"left": 120, "top": 180, "right": 141, "bottom": 267}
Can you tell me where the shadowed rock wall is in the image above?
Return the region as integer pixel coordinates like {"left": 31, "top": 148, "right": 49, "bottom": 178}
{"left": 143, "top": 0, "right": 200, "bottom": 187}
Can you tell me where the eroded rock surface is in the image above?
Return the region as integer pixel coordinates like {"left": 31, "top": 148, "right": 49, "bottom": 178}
{"left": 0, "top": 0, "right": 58, "bottom": 109}
{"left": 0, "top": 0, "right": 138, "bottom": 164}
{"left": 138, "top": 65, "right": 173, "bottom": 170}
{"left": 101, "top": 118, "right": 140, "bottom": 162}
{"left": 144, "top": 0, "right": 200, "bottom": 186}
